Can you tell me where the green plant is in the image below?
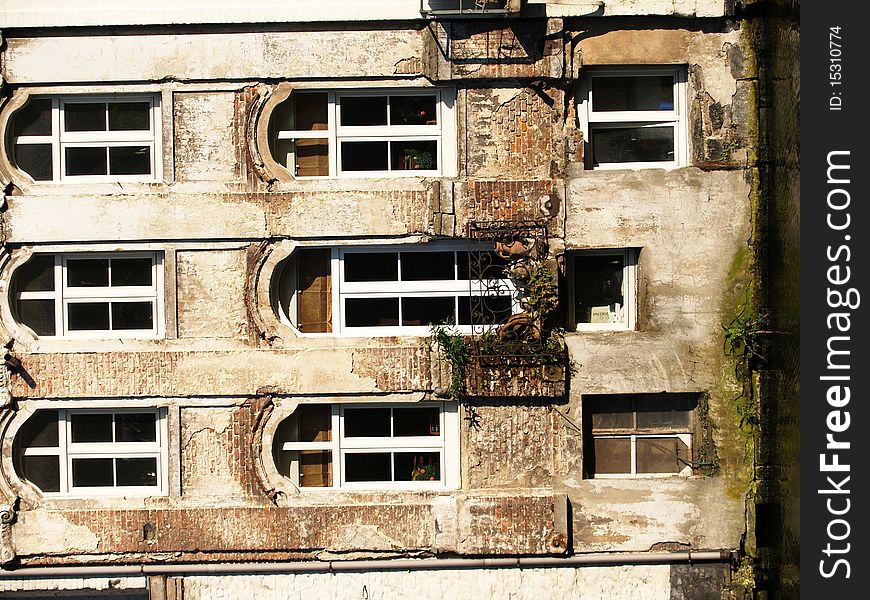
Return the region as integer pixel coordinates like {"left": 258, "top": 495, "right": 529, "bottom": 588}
{"left": 522, "top": 263, "right": 559, "bottom": 320}
{"left": 722, "top": 310, "right": 769, "bottom": 430}
{"left": 428, "top": 323, "right": 470, "bottom": 396}
{"left": 720, "top": 138, "right": 740, "bottom": 161}
{"left": 411, "top": 463, "right": 438, "bottom": 481}
{"left": 404, "top": 148, "right": 433, "bottom": 170}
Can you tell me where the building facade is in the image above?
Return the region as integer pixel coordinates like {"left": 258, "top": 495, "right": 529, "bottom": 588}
{"left": 0, "top": 1, "right": 768, "bottom": 597}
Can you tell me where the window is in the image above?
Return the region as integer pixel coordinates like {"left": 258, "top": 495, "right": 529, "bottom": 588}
{"left": 568, "top": 249, "right": 636, "bottom": 331}
{"left": 14, "top": 408, "right": 168, "bottom": 495}
{"left": 269, "top": 89, "right": 455, "bottom": 177}
{"left": 273, "top": 402, "right": 458, "bottom": 489}
{"left": 274, "top": 244, "right": 515, "bottom": 336}
{"left": 12, "top": 252, "right": 163, "bottom": 338}
{"left": 583, "top": 393, "right": 697, "bottom": 478}
{"left": 582, "top": 67, "right": 687, "bottom": 169}
{"left": 10, "top": 95, "right": 161, "bottom": 182}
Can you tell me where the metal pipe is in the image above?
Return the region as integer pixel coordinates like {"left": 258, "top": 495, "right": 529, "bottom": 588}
{"left": 0, "top": 550, "right": 732, "bottom": 579}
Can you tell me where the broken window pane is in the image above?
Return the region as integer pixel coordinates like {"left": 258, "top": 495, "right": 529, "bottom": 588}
{"left": 64, "top": 103, "right": 106, "bottom": 132}
{"left": 344, "top": 408, "right": 391, "bottom": 437}
{"left": 591, "top": 76, "right": 674, "bottom": 112}
{"left": 72, "top": 457, "right": 114, "bottom": 487}
{"left": 70, "top": 413, "right": 113, "bottom": 443}
{"left": 390, "top": 95, "right": 437, "bottom": 125}
{"left": 22, "top": 455, "right": 60, "bottom": 492}
{"left": 116, "top": 457, "right": 158, "bottom": 486}
{"left": 402, "top": 296, "right": 454, "bottom": 326}
{"left": 341, "top": 141, "right": 388, "bottom": 171}
{"left": 68, "top": 302, "right": 111, "bottom": 330}
{"left": 65, "top": 147, "right": 108, "bottom": 176}
{"left": 13, "top": 99, "right": 53, "bottom": 136}
{"left": 345, "top": 452, "right": 391, "bottom": 482}
{"left": 591, "top": 126, "right": 675, "bottom": 164}
{"left": 111, "top": 301, "right": 153, "bottom": 330}
{"left": 115, "top": 413, "right": 157, "bottom": 443}
{"left": 16, "top": 299, "right": 56, "bottom": 336}
{"left": 395, "top": 452, "right": 440, "bottom": 481}
{"left": 340, "top": 96, "right": 387, "bottom": 126}
{"left": 109, "top": 146, "right": 151, "bottom": 175}
{"left": 14, "top": 144, "right": 53, "bottom": 180}
{"left": 108, "top": 102, "right": 151, "bottom": 131}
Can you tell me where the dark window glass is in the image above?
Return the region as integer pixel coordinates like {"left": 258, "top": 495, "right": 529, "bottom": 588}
{"left": 70, "top": 413, "right": 113, "bottom": 443}
{"left": 16, "top": 299, "right": 56, "bottom": 336}
{"left": 391, "top": 140, "right": 437, "bottom": 171}
{"left": 345, "top": 298, "right": 399, "bottom": 327}
{"left": 345, "top": 452, "right": 391, "bottom": 482}
{"left": 344, "top": 408, "right": 391, "bottom": 437}
{"left": 393, "top": 407, "right": 440, "bottom": 437}
{"left": 67, "top": 259, "right": 109, "bottom": 287}
{"left": 591, "top": 437, "right": 631, "bottom": 475}
{"left": 17, "top": 410, "right": 59, "bottom": 448}
{"left": 401, "top": 252, "right": 455, "bottom": 281}
{"left": 458, "top": 295, "right": 512, "bottom": 325}
{"left": 457, "top": 251, "right": 509, "bottom": 280}
{"left": 341, "top": 141, "right": 388, "bottom": 171}
{"left": 344, "top": 252, "right": 398, "bottom": 282}
{"left": 115, "top": 413, "right": 157, "bottom": 443}
{"left": 64, "top": 103, "right": 106, "bottom": 132}
{"left": 109, "top": 146, "right": 151, "bottom": 175}
{"left": 390, "top": 95, "right": 437, "bottom": 125}
{"left": 292, "top": 93, "right": 328, "bottom": 130}
{"left": 573, "top": 254, "right": 625, "bottom": 324}
{"left": 116, "top": 457, "right": 158, "bottom": 486}
{"left": 636, "top": 437, "right": 688, "bottom": 474}
{"left": 13, "top": 99, "right": 52, "bottom": 136}
{"left": 296, "top": 405, "right": 333, "bottom": 443}
{"left": 71, "top": 458, "right": 114, "bottom": 487}
{"left": 401, "top": 296, "right": 454, "bottom": 326}
{"left": 65, "top": 147, "right": 108, "bottom": 176}
{"left": 395, "top": 452, "right": 440, "bottom": 481}
{"left": 68, "top": 302, "right": 110, "bottom": 331}
{"left": 591, "top": 75, "right": 674, "bottom": 112}
{"left": 340, "top": 96, "right": 387, "bottom": 126}
{"left": 591, "top": 126, "right": 674, "bottom": 164}
{"left": 14, "top": 144, "right": 53, "bottom": 180}
{"left": 22, "top": 455, "right": 60, "bottom": 492}
{"left": 110, "top": 257, "right": 153, "bottom": 286}
{"left": 108, "top": 102, "right": 151, "bottom": 131}
{"left": 587, "top": 395, "right": 634, "bottom": 431}
{"left": 15, "top": 254, "right": 55, "bottom": 291}
{"left": 111, "top": 301, "right": 153, "bottom": 330}
{"left": 636, "top": 394, "right": 694, "bottom": 430}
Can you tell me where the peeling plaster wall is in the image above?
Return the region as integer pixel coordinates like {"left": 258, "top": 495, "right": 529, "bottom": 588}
{"left": 176, "top": 250, "right": 249, "bottom": 340}
{"left": 174, "top": 93, "right": 241, "bottom": 183}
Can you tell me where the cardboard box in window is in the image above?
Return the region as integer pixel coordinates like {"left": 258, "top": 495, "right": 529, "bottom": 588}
{"left": 589, "top": 306, "right": 611, "bottom": 323}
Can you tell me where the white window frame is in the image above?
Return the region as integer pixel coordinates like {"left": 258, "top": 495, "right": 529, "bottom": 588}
{"left": 568, "top": 248, "right": 637, "bottom": 332}
{"left": 14, "top": 251, "right": 164, "bottom": 339}
{"left": 12, "top": 94, "right": 162, "bottom": 182}
{"left": 277, "top": 243, "right": 517, "bottom": 337}
{"left": 18, "top": 408, "right": 169, "bottom": 496}
{"left": 580, "top": 66, "right": 688, "bottom": 170}
{"left": 272, "top": 88, "right": 456, "bottom": 178}
{"left": 590, "top": 433, "right": 693, "bottom": 479}
{"left": 279, "top": 402, "right": 460, "bottom": 490}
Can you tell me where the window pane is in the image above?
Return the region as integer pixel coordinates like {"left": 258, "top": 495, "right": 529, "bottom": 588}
{"left": 68, "top": 302, "right": 110, "bottom": 330}
{"left": 340, "top": 96, "right": 387, "bottom": 126}
{"left": 345, "top": 298, "right": 399, "bottom": 327}
{"left": 299, "top": 450, "right": 332, "bottom": 487}
{"left": 636, "top": 394, "right": 694, "bottom": 430}
{"left": 401, "top": 252, "right": 455, "bottom": 281}
{"left": 15, "top": 254, "right": 55, "bottom": 291}
{"left": 22, "top": 455, "right": 60, "bottom": 492}
{"left": 13, "top": 99, "right": 52, "bottom": 136}
{"left": 71, "top": 413, "right": 113, "bottom": 443}
{"left": 16, "top": 299, "right": 56, "bottom": 336}
{"left": 109, "top": 146, "right": 151, "bottom": 175}
{"left": 17, "top": 410, "right": 59, "bottom": 448}
{"left": 108, "top": 102, "right": 151, "bottom": 130}
{"left": 65, "top": 147, "right": 108, "bottom": 176}
{"left": 115, "top": 413, "right": 157, "bottom": 442}
{"left": 573, "top": 254, "right": 625, "bottom": 324}
{"left": 14, "top": 143, "right": 53, "bottom": 180}
{"left": 111, "top": 301, "right": 154, "bottom": 330}
{"left": 457, "top": 251, "right": 509, "bottom": 280}
{"left": 64, "top": 103, "right": 106, "bottom": 132}
{"left": 401, "top": 296, "right": 454, "bottom": 327}
{"left": 586, "top": 395, "right": 634, "bottom": 431}
{"left": 636, "top": 437, "right": 688, "bottom": 474}
{"left": 67, "top": 259, "right": 109, "bottom": 287}
{"left": 395, "top": 452, "right": 440, "bottom": 482}
{"left": 111, "top": 257, "right": 153, "bottom": 286}
{"left": 458, "top": 295, "right": 512, "bottom": 325}
{"left": 345, "top": 452, "right": 391, "bottom": 482}
{"left": 341, "top": 141, "right": 388, "bottom": 171}
{"left": 393, "top": 407, "right": 440, "bottom": 436}
{"left": 344, "top": 408, "right": 391, "bottom": 437}
{"left": 116, "top": 457, "right": 158, "bottom": 486}
{"left": 591, "top": 126, "right": 675, "bottom": 164}
{"left": 294, "top": 139, "right": 329, "bottom": 177}
{"left": 591, "top": 76, "right": 674, "bottom": 112}
{"left": 591, "top": 437, "right": 631, "bottom": 474}
{"left": 72, "top": 457, "right": 114, "bottom": 487}
{"left": 344, "top": 252, "right": 398, "bottom": 282}
{"left": 391, "top": 140, "right": 437, "bottom": 171}
{"left": 297, "top": 404, "right": 332, "bottom": 443}
{"left": 390, "top": 95, "right": 437, "bottom": 125}
{"left": 296, "top": 248, "right": 332, "bottom": 333}
{"left": 292, "top": 93, "right": 328, "bottom": 130}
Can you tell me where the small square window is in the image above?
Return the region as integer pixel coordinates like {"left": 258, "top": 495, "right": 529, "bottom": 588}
{"left": 568, "top": 249, "right": 637, "bottom": 331}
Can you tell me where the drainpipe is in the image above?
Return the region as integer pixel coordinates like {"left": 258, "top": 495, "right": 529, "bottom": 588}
{"left": 0, "top": 550, "right": 733, "bottom": 579}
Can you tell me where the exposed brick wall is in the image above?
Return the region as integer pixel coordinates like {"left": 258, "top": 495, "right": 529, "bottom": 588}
{"left": 351, "top": 346, "right": 434, "bottom": 392}
{"left": 458, "top": 180, "right": 555, "bottom": 225}
{"left": 446, "top": 22, "right": 563, "bottom": 80}
{"left": 458, "top": 495, "right": 559, "bottom": 555}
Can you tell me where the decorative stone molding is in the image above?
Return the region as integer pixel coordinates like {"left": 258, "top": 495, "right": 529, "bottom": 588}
{"left": 0, "top": 500, "right": 16, "bottom": 564}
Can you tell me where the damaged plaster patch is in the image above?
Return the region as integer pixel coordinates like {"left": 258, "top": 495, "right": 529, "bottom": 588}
{"left": 15, "top": 511, "right": 100, "bottom": 554}
{"left": 330, "top": 524, "right": 405, "bottom": 552}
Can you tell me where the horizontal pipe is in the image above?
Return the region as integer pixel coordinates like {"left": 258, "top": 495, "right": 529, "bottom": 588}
{"left": 0, "top": 550, "right": 732, "bottom": 579}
